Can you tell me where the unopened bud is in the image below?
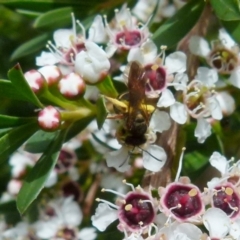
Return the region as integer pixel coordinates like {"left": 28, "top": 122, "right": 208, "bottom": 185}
{"left": 24, "top": 69, "right": 46, "bottom": 93}
{"left": 38, "top": 65, "right": 62, "bottom": 86}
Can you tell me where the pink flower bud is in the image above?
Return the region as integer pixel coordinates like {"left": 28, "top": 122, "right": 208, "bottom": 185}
{"left": 38, "top": 65, "right": 62, "bottom": 86}
{"left": 58, "top": 73, "right": 85, "bottom": 99}
{"left": 38, "top": 106, "right": 61, "bottom": 131}
{"left": 24, "top": 69, "right": 46, "bottom": 93}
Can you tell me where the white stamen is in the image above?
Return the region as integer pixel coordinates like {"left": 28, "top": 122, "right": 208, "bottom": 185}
{"left": 175, "top": 147, "right": 186, "bottom": 182}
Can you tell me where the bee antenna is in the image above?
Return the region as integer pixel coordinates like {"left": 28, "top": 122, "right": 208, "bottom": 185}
{"left": 137, "top": 146, "right": 162, "bottom": 162}
{"left": 118, "top": 153, "right": 130, "bottom": 168}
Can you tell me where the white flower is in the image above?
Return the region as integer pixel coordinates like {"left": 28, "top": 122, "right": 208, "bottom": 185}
{"left": 34, "top": 196, "right": 95, "bottom": 240}
{"left": 209, "top": 152, "right": 228, "bottom": 175}
{"left": 104, "top": 4, "right": 151, "bottom": 56}
{"left": 75, "top": 41, "right": 110, "bottom": 84}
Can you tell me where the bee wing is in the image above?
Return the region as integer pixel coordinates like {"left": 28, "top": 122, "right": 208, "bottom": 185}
{"left": 126, "top": 61, "right": 147, "bottom": 129}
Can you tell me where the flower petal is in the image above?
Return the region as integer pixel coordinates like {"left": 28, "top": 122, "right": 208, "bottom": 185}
{"left": 142, "top": 145, "right": 167, "bottom": 172}
{"left": 209, "top": 152, "right": 228, "bottom": 175}
{"left": 189, "top": 36, "right": 210, "bottom": 57}
{"left": 165, "top": 51, "right": 187, "bottom": 74}
{"left": 196, "top": 67, "right": 218, "bottom": 86}
{"left": 150, "top": 109, "right": 171, "bottom": 132}
{"left": 203, "top": 208, "right": 230, "bottom": 239}
{"left": 170, "top": 102, "right": 187, "bottom": 124}
{"left": 194, "top": 118, "right": 211, "bottom": 143}
{"left": 157, "top": 89, "right": 176, "bottom": 108}
{"left": 105, "top": 147, "right": 131, "bottom": 172}
{"left": 229, "top": 67, "right": 240, "bottom": 88}
{"left": 91, "top": 203, "right": 118, "bottom": 231}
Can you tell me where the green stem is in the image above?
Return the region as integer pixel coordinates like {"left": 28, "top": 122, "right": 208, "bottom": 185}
{"left": 61, "top": 107, "right": 95, "bottom": 122}
{"left": 41, "top": 90, "right": 79, "bottom": 110}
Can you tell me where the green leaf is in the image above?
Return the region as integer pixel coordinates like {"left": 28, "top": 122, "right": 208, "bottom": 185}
{"left": 11, "top": 33, "right": 50, "bottom": 60}
{"left": 8, "top": 64, "right": 43, "bottom": 108}
{"left": 96, "top": 76, "right": 118, "bottom": 98}
{"left": 0, "top": 80, "right": 28, "bottom": 101}
{"left": 96, "top": 96, "right": 108, "bottom": 130}
{"left": 222, "top": 20, "right": 240, "bottom": 42}
{"left": 33, "top": 7, "right": 72, "bottom": 29}
{"left": 0, "top": 115, "right": 36, "bottom": 128}
{"left": 152, "top": 0, "right": 205, "bottom": 48}
{"left": 0, "top": 121, "right": 39, "bottom": 165}
{"left": 17, "top": 129, "right": 67, "bottom": 214}
{"left": 210, "top": 0, "right": 240, "bottom": 21}
{"left": 24, "top": 130, "right": 57, "bottom": 153}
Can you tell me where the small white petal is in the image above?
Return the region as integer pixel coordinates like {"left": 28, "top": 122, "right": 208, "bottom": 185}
{"left": 173, "top": 73, "right": 189, "bottom": 91}
{"left": 216, "top": 91, "right": 235, "bottom": 116}
{"left": 170, "top": 102, "right": 187, "bottom": 124}
{"left": 78, "top": 227, "right": 97, "bottom": 240}
{"left": 230, "top": 219, "right": 240, "bottom": 239}
{"left": 53, "top": 29, "right": 73, "bottom": 48}
{"left": 207, "top": 177, "right": 221, "bottom": 189}
{"left": 207, "top": 97, "right": 223, "bottom": 120}
{"left": 175, "top": 223, "right": 202, "bottom": 240}
{"left": 142, "top": 145, "right": 166, "bottom": 172}
{"left": 88, "top": 15, "right": 107, "bottom": 43}
{"left": 105, "top": 147, "right": 131, "bottom": 172}
{"left": 91, "top": 203, "right": 118, "bottom": 231}
{"left": 219, "top": 28, "right": 235, "bottom": 49}
{"left": 127, "top": 47, "right": 145, "bottom": 65}
{"left": 196, "top": 67, "right": 218, "bottom": 86}
{"left": 150, "top": 109, "right": 171, "bottom": 132}
{"left": 157, "top": 89, "right": 176, "bottom": 108}
{"left": 209, "top": 152, "right": 228, "bottom": 175}
{"left": 165, "top": 51, "right": 187, "bottom": 74}
{"left": 189, "top": 36, "right": 210, "bottom": 57}
{"left": 229, "top": 67, "right": 240, "bottom": 88}
{"left": 194, "top": 118, "right": 211, "bottom": 143}
{"left": 36, "top": 51, "right": 59, "bottom": 66}
{"left": 203, "top": 208, "right": 230, "bottom": 239}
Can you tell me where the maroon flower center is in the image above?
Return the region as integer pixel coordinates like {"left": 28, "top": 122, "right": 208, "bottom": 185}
{"left": 116, "top": 30, "right": 142, "bottom": 48}
{"left": 209, "top": 48, "right": 238, "bottom": 74}
{"left": 212, "top": 186, "right": 240, "bottom": 218}
{"left": 163, "top": 184, "right": 202, "bottom": 220}
{"left": 56, "top": 227, "right": 77, "bottom": 240}
{"left": 55, "top": 149, "right": 75, "bottom": 173}
{"left": 120, "top": 192, "right": 155, "bottom": 230}
{"left": 62, "top": 181, "right": 81, "bottom": 202}
{"left": 144, "top": 65, "right": 166, "bottom": 92}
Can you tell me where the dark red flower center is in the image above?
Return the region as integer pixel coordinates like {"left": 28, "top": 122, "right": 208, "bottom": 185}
{"left": 144, "top": 65, "right": 166, "bottom": 92}
{"left": 163, "top": 184, "right": 203, "bottom": 220}
{"left": 55, "top": 149, "right": 75, "bottom": 173}
{"left": 116, "top": 30, "right": 142, "bottom": 48}
{"left": 212, "top": 185, "right": 240, "bottom": 218}
{"left": 119, "top": 192, "right": 155, "bottom": 230}
{"left": 56, "top": 227, "right": 77, "bottom": 240}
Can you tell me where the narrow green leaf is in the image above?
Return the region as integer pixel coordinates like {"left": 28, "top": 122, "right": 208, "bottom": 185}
{"left": 0, "top": 80, "right": 28, "bottom": 101}
{"left": 33, "top": 7, "right": 72, "bottom": 29}
{"left": 24, "top": 130, "right": 57, "bottom": 153}
{"left": 11, "top": 33, "right": 50, "bottom": 60}
{"left": 0, "top": 121, "right": 39, "bottom": 165}
{"left": 0, "top": 115, "right": 36, "bottom": 128}
{"left": 96, "top": 96, "right": 108, "bottom": 130}
{"left": 17, "top": 129, "right": 67, "bottom": 214}
{"left": 96, "top": 76, "right": 118, "bottom": 98}
{"left": 8, "top": 64, "right": 43, "bottom": 108}
{"left": 210, "top": 0, "right": 240, "bottom": 21}
{"left": 152, "top": 0, "right": 205, "bottom": 48}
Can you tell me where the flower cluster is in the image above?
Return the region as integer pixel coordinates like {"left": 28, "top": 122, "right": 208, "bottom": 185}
{"left": 92, "top": 150, "right": 240, "bottom": 240}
